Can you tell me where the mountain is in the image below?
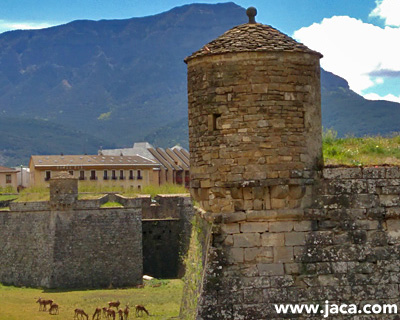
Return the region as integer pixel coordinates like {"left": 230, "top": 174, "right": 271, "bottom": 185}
{"left": 0, "top": 2, "right": 247, "bottom": 166}
{"left": 0, "top": 117, "right": 112, "bottom": 166}
{"left": 321, "top": 70, "right": 400, "bottom": 137}
{"left": 0, "top": 2, "right": 399, "bottom": 166}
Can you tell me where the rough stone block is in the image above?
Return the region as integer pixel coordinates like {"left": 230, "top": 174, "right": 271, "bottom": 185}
{"left": 285, "top": 232, "right": 306, "bottom": 246}
{"left": 233, "top": 233, "right": 261, "bottom": 247}
{"left": 270, "top": 185, "right": 289, "bottom": 199}
{"left": 363, "top": 167, "right": 386, "bottom": 179}
{"left": 386, "top": 167, "right": 400, "bottom": 179}
{"left": 228, "top": 248, "right": 244, "bottom": 263}
{"left": 284, "top": 263, "right": 300, "bottom": 275}
{"left": 322, "top": 167, "right": 362, "bottom": 179}
{"left": 257, "top": 263, "right": 284, "bottom": 276}
{"left": 273, "top": 246, "right": 294, "bottom": 263}
{"left": 269, "top": 221, "right": 294, "bottom": 233}
{"left": 261, "top": 233, "right": 285, "bottom": 246}
{"left": 288, "top": 185, "right": 305, "bottom": 200}
{"left": 244, "top": 247, "right": 273, "bottom": 262}
{"left": 271, "top": 198, "right": 288, "bottom": 209}
{"left": 240, "top": 222, "right": 269, "bottom": 233}
{"left": 221, "top": 223, "right": 240, "bottom": 234}
{"left": 294, "top": 221, "right": 312, "bottom": 232}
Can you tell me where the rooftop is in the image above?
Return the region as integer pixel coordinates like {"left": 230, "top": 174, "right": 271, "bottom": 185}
{"left": 30, "top": 154, "right": 160, "bottom": 167}
{"left": 185, "top": 7, "right": 322, "bottom": 62}
{"left": 0, "top": 166, "right": 18, "bottom": 173}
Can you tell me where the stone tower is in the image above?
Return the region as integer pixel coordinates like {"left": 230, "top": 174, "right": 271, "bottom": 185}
{"left": 186, "top": 7, "right": 322, "bottom": 215}
{"left": 183, "top": 9, "right": 400, "bottom": 320}
{"left": 184, "top": 8, "right": 324, "bottom": 319}
{"left": 50, "top": 171, "right": 78, "bottom": 209}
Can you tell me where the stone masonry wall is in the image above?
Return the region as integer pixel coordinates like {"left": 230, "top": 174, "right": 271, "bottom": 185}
{"left": 187, "top": 51, "right": 322, "bottom": 214}
{"left": 192, "top": 166, "right": 400, "bottom": 319}
{"left": 51, "top": 208, "right": 142, "bottom": 288}
{"left": 0, "top": 194, "right": 192, "bottom": 288}
{"left": 0, "top": 207, "right": 142, "bottom": 288}
{"left": 0, "top": 211, "right": 55, "bottom": 287}
{"left": 143, "top": 195, "right": 194, "bottom": 278}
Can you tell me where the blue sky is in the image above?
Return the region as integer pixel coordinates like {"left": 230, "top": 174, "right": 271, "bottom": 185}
{"left": 0, "top": 0, "right": 399, "bottom": 102}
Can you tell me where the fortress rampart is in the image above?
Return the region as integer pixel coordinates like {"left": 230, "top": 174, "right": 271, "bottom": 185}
{"left": 0, "top": 177, "right": 193, "bottom": 288}
{"left": 181, "top": 7, "right": 400, "bottom": 320}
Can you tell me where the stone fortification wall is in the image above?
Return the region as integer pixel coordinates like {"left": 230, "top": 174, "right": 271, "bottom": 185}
{"left": 186, "top": 166, "right": 400, "bottom": 319}
{"left": 1, "top": 193, "right": 192, "bottom": 288}
{"left": 0, "top": 211, "right": 54, "bottom": 287}
{"left": 187, "top": 51, "right": 322, "bottom": 214}
{"left": 0, "top": 207, "right": 142, "bottom": 288}
{"left": 51, "top": 208, "right": 142, "bottom": 288}
{"left": 143, "top": 195, "right": 194, "bottom": 278}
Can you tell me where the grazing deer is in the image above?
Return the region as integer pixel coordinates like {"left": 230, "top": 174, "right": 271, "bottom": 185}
{"left": 74, "top": 308, "right": 89, "bottom": 320}
{"left": 92, "top": 307, "right": 101, "bottom": 320}
{"left": 36, "top": 297, "right": 53, "bottom": 311}
{"left": 102, "top": 307, "right": 108, "bottom": 318}
{"left": 106, "top": 308, "right": 116, "bottom": 320}
{"left": 123, "top": 305, "right": 130, "bottom": 320}
{"left": 49, "top": 303, "right": 59, "bottom": 315}
{"left": 108, "top": 300, "right": 120, "bottom": 309}
{"left": 117, "top": 308, "right": 124, "bottom": 320}
{"left": 135, "top": 305, "right": 149, "bottom": 317}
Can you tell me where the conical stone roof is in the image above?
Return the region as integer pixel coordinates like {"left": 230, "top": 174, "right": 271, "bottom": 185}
{"left": 185, "top": 22, "right": 322, "bottom": 63}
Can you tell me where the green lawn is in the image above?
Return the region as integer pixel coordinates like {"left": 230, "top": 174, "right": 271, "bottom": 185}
{"left": 323, "top": 130, "right": 400, "bottom": 166}
{"left": 0, "top": 280, "right": 183, "bottom": 320}
{"left": 0, "top": 195, "right": 18, "bottom": 201}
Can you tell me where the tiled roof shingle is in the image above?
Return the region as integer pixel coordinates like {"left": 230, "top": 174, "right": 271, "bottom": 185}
{"left": 185, "top": 23, "right": 322, "bottom": 62}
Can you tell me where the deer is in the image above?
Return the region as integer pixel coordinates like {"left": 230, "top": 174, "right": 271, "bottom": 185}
{"left": 106, "top": 308, "right": 116, "bottom": 320}
{"left": 123, "top": 305, "right": 130, "bottom": 320}
{"left": 92, "top": 307, "right": 101, "bottom": 320}
{"left": 135, "top": 305, "right": 149, "bottom": 317}
{"left": 108, "top": 300, "right": 120, "bottom": 309}
{"left": 36, "top": 297, "right": 54, "bottom": 311}
{"left": 117, "top": 308, "right": 124, "bottom": 320}
{"left": 74, "top": 308, "right": 89, "bottom": 320}
{"left": 49, "top": 303, "right": 59, "bottom": 315}
{"left": 102, "top": 307, "right": 109, "bottom": 318}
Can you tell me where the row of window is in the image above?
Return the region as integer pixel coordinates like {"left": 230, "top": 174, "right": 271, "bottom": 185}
{"left": 45, "top": 170, "right": 143, "bottom": 181}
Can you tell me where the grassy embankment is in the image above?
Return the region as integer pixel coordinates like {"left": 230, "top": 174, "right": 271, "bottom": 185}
{"left": 0, "top": 279, "right": 183, "bottom": 320}
{"left": 323, "top": 130, "right": 400, "bottom": 166}
{"left": 3, "top": 183, "right": 188, "bottom": 204}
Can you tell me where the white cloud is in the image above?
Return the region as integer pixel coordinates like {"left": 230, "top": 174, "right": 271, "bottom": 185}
{"left": 370, "top": 0, "right": 400, "bottom": 27}
{"left": 293, "top": 16, "right": 400, "bottom": 95}
{"left": 0, "top": 20, "right": 56, "bottom": 34}
{"left": 364, "top": 92, "right": 400, "bottom": 103}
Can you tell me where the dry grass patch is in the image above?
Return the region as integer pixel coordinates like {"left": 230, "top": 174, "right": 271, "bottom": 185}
{"left": 0, "top": 279, "right": 183, "bottom": 319}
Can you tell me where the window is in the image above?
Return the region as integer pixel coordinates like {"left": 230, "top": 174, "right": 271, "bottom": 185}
{"left": 45, "top": 171, "right": 51, "bottom": 181}
{"left": 119, "top": 170, "right": 124, "bottom": 180}
{"left": 208, "top": 113, "right": 221, "bottom": 131}
{"left": 112, "top": 170, "right": 117, "bottom": 180}
{"left": 103, "top": 170, "right": 108, "bottom": 180}
{"left": 69, "top": 171, "right": 73, "bottom": 176}
{"left": 6, "top": 174, "right": 11, "bottom": 184}
{"left": 137, "top": 170, "right": 142, "bottom": 180}
{"left": 138, "top": 185, "right": 141, "bottom": 191}
{"left": 79, "top": 171, "right": 85, "bottom": 180}
{"left": 90, "top": 170, "right": 96, "bottom": 180}
{"left": 129, "top": 170, "right": 134, "bottom": 180}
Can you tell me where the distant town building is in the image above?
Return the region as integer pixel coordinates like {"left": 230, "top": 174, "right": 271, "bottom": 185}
{"left": 29, "top": 154, "right": 161, "bottom": 189}
{"left": 13, "top": 166, "right": 30, "bottom": 189}
{"left": 0, "top": 166, "right": 19, "bottom": 191}
{"left": 100, "top": 142, "right": 190, "bottom": 187}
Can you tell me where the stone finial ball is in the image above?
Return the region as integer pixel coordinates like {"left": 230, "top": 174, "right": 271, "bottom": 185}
{"left": 246, "top": 7, "right": 257, "bottom": 23}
